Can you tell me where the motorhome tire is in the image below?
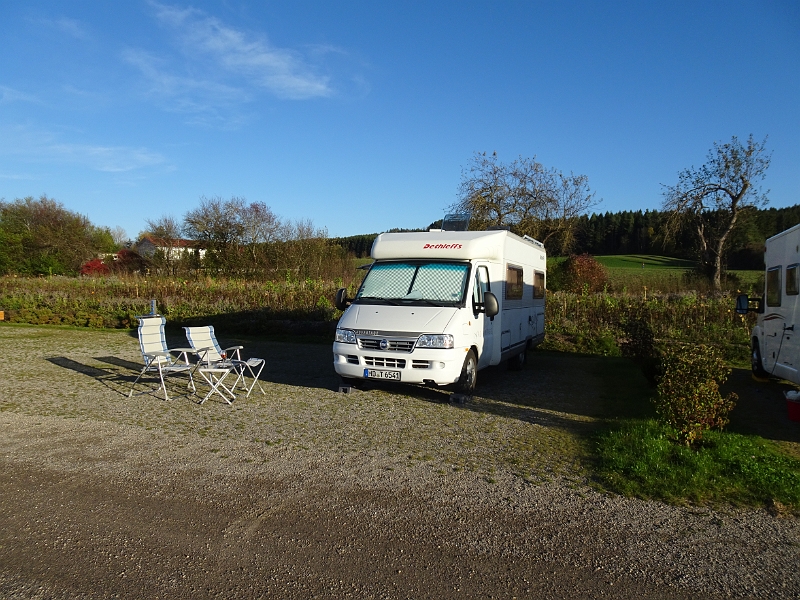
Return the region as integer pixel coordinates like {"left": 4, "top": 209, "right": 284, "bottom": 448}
{"left": 752, "top": 341, "right": 768, "bottom": 378}
{"left": 341, "top": 376, "right": 364, "bottom": 389}
{"left": 508, "top": 349, "right": 526, "bottom": 371}
{"left": 454, "top": 350, "right": 477, "bottom": 395}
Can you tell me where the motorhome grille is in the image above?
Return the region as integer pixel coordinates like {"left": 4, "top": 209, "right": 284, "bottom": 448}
{"left": 411, "top": 360, "right": 430, "bottom": 369}
{"left": 346, "top": 355, "right": 359, "bottom": 365}
{"left": 364, "top": 357, "right": 406, "bottom": 369}
{"left": 358, "top": 338, "right": 416, "bottom": 352}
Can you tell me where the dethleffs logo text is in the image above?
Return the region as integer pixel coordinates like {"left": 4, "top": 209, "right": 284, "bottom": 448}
{"left": 423, "top": 243, "right": 463, "bottom": 249}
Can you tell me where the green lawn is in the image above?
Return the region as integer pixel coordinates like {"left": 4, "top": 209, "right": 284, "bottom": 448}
{"left": 595, "top": 254, "right": 695, "bottom": 269}
{"left": 546, "top": 254, "right": 762, "bottom": 293}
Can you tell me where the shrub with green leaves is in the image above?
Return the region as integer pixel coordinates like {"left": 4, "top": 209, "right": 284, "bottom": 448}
{"left": 654, "top": 344, "right": 737, "bottom": 446}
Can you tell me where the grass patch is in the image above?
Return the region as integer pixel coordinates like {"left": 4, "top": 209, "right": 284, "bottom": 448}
{"left": 591, "top": 356, "right": 800, "bottom": 510}
{"left": 594, "top": 419, "right": 800, "bottom": 510}
{"left": 595, "top": 254, "right": 695, "bottom": 270}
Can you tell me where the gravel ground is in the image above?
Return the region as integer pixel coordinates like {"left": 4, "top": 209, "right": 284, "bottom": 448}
{"left": 1, "top": 323, "right": 799, "bottom": 599}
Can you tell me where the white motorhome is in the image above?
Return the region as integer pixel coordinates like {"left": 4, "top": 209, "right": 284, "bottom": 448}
{"left": 332, "top": 229, "right": 547, "bottom": 393}
{"left": 736, "top": 223, "right": 800, "bottom": 384}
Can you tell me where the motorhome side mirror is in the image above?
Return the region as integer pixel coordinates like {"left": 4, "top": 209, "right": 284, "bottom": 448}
{"left": 334, "top": 288, "right": 349, "bottom": 311}
{"left": 735, "top": 294, "right": 749, "bottom": 315}
{"left": 484, "top": 292, "right": 499, "bottom": 319}
{"left": 735, "top": 294, "right": 762, "bottom": 314}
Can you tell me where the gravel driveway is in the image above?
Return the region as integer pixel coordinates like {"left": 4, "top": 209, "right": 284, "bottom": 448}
{"left": 1, "top": 324, "right": 798, "bottom": 599}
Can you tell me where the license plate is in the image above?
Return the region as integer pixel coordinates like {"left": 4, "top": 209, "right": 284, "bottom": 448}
{"left": 364, "top": 369, "right": 401, "bottom": 381}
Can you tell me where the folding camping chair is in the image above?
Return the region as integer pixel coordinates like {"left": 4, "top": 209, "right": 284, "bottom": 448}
{"left": 129, "top": 315, "right": 196, "bottom": 401}
{"left": 183, "top": 326, "right": 265, "bottom": 403}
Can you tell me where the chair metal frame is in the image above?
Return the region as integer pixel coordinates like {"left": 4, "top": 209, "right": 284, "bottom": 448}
{"left": 183, "top": 326, "right": 265, "bottom": 402}
{"left": 130, "top": 315, "right": 196, "bottom": 401}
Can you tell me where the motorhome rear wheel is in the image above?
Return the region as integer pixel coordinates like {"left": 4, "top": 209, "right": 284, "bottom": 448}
{"left": 752, "top": 341, "right": 768, "bottom": 378}
{"left": 508, "top": 349, "right": 527, "bottom": 371}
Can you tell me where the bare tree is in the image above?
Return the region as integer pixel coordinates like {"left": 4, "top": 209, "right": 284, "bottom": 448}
{"left": 540, "top": 172, "right": 596, "bottom": 254}
{"left": 110, "top": 226, "right": 130, "bottom": 248}
{"left": 240, "top": 201, "right": 280, "bottom": 247}
{"left": 142, "top": 215, "right": 184, "bottom": 275}
{"left": 183, "top": 196, "right": 246, "bottom": 272}
{"left": 662, "top": 135, "right": 770, "bottom": 289}
{"left": 452, "top": 152, "right": 598, "bottom": 255}
{"left": 455, "top": 152, "right": 517, "bottom": 230}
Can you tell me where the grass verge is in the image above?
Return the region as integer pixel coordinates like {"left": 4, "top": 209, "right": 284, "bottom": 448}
{"left": 591, "top": 358, "right": 800, "bottom": 511}
{"left": 593, "top": 419, "right": 800, "bottom": 510}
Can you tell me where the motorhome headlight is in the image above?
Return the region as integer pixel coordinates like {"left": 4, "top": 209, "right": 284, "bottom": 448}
{"left": 416, "top": 334, "right": 454, "bottom": 349}
{"left": 335, "top": 328, "right": 357, "bottom": 344}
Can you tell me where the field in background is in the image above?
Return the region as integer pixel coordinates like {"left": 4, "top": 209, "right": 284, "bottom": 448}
{"left": 547, "top": 254, "right": 762, "bottom": 295}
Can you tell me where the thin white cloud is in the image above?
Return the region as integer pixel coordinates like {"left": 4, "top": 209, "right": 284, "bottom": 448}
{"left": 0, "top": 86, "right": 41, "bottom": 105}
{"left": 0, "top": 172, "right": 35, "bottom": 180}
{"left": 38, "top": 17, "right": 90, "bottom": 40}
{"left": 147, "top": 2, "right": 333, "bottom": 100}
{"left": 0, "top": 125, "right": 169, "bottom": 173}
{"left": 50, "top": 143, "right": 167, "bottom": 173}
{"left": 54, "top": 17, "right": 90, "bottom": 40}
{"left": 122, "top": 48, "right": 251, "bottom": 106}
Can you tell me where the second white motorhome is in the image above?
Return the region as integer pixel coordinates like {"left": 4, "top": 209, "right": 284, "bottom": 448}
{"left": 332, "top": 229, "right": 546, "bottom": 393}
{"left": 737, "top": 223, "right": 800, "bottom": 384}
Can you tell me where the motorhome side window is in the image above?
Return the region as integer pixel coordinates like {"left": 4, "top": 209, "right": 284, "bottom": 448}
{"left": 766, "top": 266, "right": 782, "bottom": 307}
{"left": 533, "top": 271, "right": 545, "bottom": 299}
{"left": 505, "top": 265, "right": 523, "bottom": 300}
{"left": 787, "top": 264, "right": 799, "bottom": 296}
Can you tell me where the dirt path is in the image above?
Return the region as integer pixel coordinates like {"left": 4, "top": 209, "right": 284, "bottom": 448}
{"left": 1, "top": 324, "right": 799, "bottom": 598}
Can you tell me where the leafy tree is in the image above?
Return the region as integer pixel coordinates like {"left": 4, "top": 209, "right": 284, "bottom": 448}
{"left": 661, "top": 135, "right": 771, "bottom": 289}
{"left": 0, "top": 195, "right": 109, "bottom": 275}
{"left": 451, "top": 152, "right": 599, "bottom": 254}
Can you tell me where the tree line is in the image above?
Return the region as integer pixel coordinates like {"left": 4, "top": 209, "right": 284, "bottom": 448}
{"left": 329, "top": 203, "right": 799, "bottom": 271}
{"left": 568, "top": 204, "right": 800, "bottom": 269}
{"left": 0, "top": 195, "right": 350, "bottom": 281}
{"left": 1, "top": 136, "right": 787, "bottom": 285}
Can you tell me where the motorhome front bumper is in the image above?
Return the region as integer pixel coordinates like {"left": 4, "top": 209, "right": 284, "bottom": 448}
{"left": 332, "top": 341, "right": 468, "bottom": 386}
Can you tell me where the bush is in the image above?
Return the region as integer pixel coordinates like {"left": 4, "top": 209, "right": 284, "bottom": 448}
{"left": 618, "top": 305, "right": 661, "bottom": 385}
{"left": 552, "top": 254, "right": 607, "bottom": 293}
{"left": 80, "top": 258, "right": 109, "bottom": 276}
{"left": 654, "top": 344, "right": 737, "bottom": 446}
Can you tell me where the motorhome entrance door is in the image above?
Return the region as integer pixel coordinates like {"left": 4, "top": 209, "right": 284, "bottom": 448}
{"left": 472, "top": 264, "right": 495, "bottom": 368}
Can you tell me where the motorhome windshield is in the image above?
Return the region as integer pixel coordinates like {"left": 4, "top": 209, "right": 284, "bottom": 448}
{"left": 355, "top": 261, "right": 470, "bottom": 306}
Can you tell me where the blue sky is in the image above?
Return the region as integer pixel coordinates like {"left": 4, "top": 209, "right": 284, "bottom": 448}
{"left": 1, "top": 1, "right": 798, "bottom": 240}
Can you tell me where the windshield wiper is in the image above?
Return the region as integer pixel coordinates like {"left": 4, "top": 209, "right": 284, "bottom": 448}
{"left": 402, "top": 298, "right": 447, "bottom": 307}
{"left": 354, "top": 296, "right": 400, "bottom": 306}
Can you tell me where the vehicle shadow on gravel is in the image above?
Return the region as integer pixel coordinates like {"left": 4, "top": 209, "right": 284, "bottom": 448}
{"left": 338, "top": 350, "right": 617, "bottom": 435}
{"left": 723, "top": 368, "right": 800, "bottom": 450}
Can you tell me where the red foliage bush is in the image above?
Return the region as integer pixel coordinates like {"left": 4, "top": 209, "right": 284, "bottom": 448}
{"left": 111, "top": 249, "right": 147, "bottom": 274}
{"left": 559, "top": 253, "right": 608, "bottom": 293}
{"left": 79, "top": 258, "right": 109, "bottom": 276}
